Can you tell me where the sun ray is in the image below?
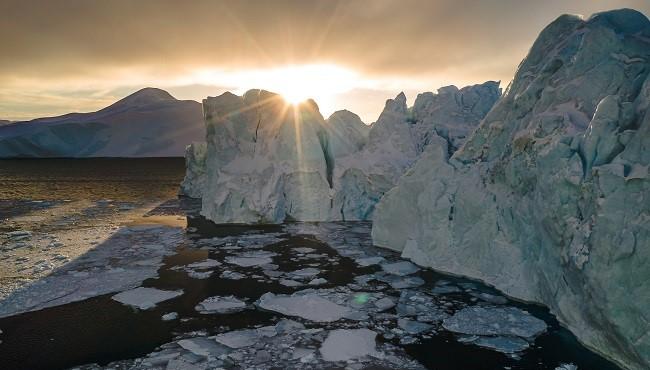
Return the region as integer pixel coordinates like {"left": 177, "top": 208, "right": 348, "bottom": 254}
{"left": 190, "top": 64, "right": 360, "bottom": 115}
{"left": 309, "top": 0, "right": 345, "bottom": 59}
{"left": 291, "top": 102, "right": 306, "bottom": 220}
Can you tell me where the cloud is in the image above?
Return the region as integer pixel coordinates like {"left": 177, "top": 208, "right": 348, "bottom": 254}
{"left": 1, "top": 0, "right": 648, "bottom": 121}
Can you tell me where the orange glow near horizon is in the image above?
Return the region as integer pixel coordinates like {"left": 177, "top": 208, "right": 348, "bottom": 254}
{"left": 191, "top": 64, "right": 362, "bottom": 112}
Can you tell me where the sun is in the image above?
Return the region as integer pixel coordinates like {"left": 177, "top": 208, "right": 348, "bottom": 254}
{"left": 278, "top": 81, "right": 312, "bottom": 105}
{"left": 281, "top": 91, "right": 308, "bottom": 105}
{"left": 263, "top": 64, "right": 357, "bottom": 107}
{"left": 189, "top": 63, "right": 360, "bottom": 114}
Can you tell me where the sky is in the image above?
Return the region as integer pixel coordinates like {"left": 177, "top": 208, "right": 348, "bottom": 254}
{"left": 1, "top": 0, "right": 649, "bottom": 123}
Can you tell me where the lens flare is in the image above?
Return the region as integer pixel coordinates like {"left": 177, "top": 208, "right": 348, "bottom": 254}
{"left": 190, "top": 64, "right": 359, "bottom": 111}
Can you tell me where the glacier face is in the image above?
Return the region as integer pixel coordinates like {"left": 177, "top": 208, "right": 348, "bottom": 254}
{"left": 179, "top": 142, "right": 207, "bottom": 198}
{"left": 333, "top": 82, "right": 501, "bottom": 220}
{"left": 372, "top": 9, "right": 650, "bottom": 370}
{"left": 190, "top": 83, "right": 500, "bottom": 223}
{"left": 200, "top": 90, "right": 334, "bottom": 223}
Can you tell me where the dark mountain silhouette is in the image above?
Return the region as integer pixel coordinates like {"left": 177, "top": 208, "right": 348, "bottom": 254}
{"left": 0, "top": 88, "right": 204, "bottom": 157}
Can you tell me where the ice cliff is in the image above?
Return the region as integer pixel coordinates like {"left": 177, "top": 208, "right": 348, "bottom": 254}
{"left": 180, "top": 142, "right": 207, "bottom": 198}
{"left": 372, "top": 9, "right": 650, "bottom": 370}
{"left": 333, "top": 82, "right": 500, "bottom": 220}
{"left": 183, "top": 83, "right": 499, "bottom": 222}
{"left": 199, "top": 90, "right": 335, "bottom": 223}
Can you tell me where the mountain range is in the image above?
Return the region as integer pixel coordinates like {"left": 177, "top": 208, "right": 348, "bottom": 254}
{"left": 0, "top": 88, "right": 204, "bottom": 157}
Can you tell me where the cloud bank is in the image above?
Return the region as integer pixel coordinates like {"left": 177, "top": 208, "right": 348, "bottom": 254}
{"left": 1, "top": 0, "right": 648, "bottom": 121}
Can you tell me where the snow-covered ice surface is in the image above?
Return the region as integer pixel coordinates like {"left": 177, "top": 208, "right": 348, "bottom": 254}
{"left": 0, "top": 190, "right": 622, "bottom": 370}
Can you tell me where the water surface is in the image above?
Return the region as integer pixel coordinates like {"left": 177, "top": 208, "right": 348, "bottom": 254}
{"left": 0, "top": 159, "right": 622, "bottom": 370}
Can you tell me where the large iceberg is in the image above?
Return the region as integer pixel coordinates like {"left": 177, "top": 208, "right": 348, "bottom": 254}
{"left": 330, "top": 82, "right": 500, "bottom": 220}
{"left": 185, "top": 83, "right": 500, "bottom": 222}
{"left": 372, "top": 9, "right": 650, "bottom": 370}
{"left": 199, "top": 90, "right": 335, "bottom": 223}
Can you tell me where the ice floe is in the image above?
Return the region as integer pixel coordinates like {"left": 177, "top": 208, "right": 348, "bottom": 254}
{"left": 279, "top": 279, "right": 303, "bottom": 287}
{"left": 460, "top": 335, "right": 530, "bottom": 354}
{"left": 355, "top": 256, "right": 385, "bottom": 266}
{"left": 214, "top": 328, "right": 263, "bottom": 348}
{"left": 257, "top": 292, "right": 350, "bottom": 322}
{"left": 308, "top": 278, "right": 327, "bottom": 286}
{"left": 374, "top": 297, "right": 396, "bottom": 311}
{"left": 288, "top": 267, "right": 320, "bottom": 278}
{"left": 177, "top": 337, "right": 230, "bottom": 357}
{"left": 319, "top": 329, "right": 379, "bottom": 362}
{"left": 63, "top": 221, "right": 578, "bottom": 370}
{"left": 381, "top": 261, "right": 420, "bottom": 276}
{"left": 555, "top": 364, "right": 578, "bottom": 370}
{"left": 186, "top": 270, "right": 213, "bottom": 279}
{"left": 186, "top": 259, "right": 221, "bottom": 269}
{"left": 398, "top": 318, "right": 433, "bottom": 334}
{"left": 112, "top": 287, "right": 183, "bottom": 310}
{"left": 442, "top": 306, "right": 547, "bottom": 339}
{"left": 161, "top": 312, "right": 179, "bottom": 321}
{"left": 0, "top": 225, "right": 181, "bottom": 318}
{"left": 293, "top": 247, "right": 316, "bottom": 253}
{"left": 195, "top": 296, "right": 246, "bottom": 314}
{"left": 224, "top": 251, "right": 276, "bottom": 267}
{"left": 220, "top": 271, "right": 245, "bottom": 280}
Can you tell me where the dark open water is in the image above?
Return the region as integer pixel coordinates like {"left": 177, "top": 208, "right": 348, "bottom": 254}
{"left": 0, "top": 159, "right": 622, "bottom": 370}
{"left": 0, "top": 158, "right": 185, "bottom": 201}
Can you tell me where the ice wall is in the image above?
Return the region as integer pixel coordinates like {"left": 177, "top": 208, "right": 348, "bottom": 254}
{"left": 184, "top": 83, "right": 500, "bottom": 222}
{"left": 372, "top": 9, "right": 650, "bottom": 370}
{"left": 179, "top": 142, "right": 207, "bottom": 198}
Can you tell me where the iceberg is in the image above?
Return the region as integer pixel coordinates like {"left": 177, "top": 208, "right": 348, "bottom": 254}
{"left": 372, "top": 9, "right": 650, "bottom": 370}
{"left": 199, "top": 91, "right": 335, "bottom": 223}
{"left": 332, "top": 82, "right": 501, "bottom": 220}
{"left": 184, "top": 83, "right": 500, "bottom": 222}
